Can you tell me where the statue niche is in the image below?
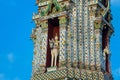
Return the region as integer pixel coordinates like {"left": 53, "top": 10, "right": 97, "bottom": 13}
{"left": 46, "top": 17, "right": 59, "bottom": 68}
{"left": 102, "top": 27, "right": 110, "bottom": 73}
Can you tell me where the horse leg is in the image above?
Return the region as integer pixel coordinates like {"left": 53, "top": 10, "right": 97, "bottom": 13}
{"left": 51, "top": 50, "right": 54, "bottom": 67}
{"left": 54, "top": 50, "right": 58, "bottom": 67}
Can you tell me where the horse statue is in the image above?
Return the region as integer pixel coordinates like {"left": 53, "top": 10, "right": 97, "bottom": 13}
{"left": 49, "top": 33, "right": 59, "bottom": 67}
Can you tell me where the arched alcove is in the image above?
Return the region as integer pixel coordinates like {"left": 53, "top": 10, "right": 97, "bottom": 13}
{"left": 102, "top": 26, "right": 109, "bottom": 73}
{"left": 46, "top": 17, "right": 60, "bottom": 68}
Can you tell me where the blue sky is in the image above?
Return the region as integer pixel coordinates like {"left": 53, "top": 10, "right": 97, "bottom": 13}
{"left": 0, "top": 0, "right": 120, "bottom": 80}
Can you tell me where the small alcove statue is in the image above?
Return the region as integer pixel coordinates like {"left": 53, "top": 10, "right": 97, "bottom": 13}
{"left": 49, "top": 33, "right": 59, "bottom": 67}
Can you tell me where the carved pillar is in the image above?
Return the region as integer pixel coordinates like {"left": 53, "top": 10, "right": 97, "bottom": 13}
{"left": 95, "top": 28, "right": 102, "bottom": 70}
{"left": 94, "top": 20, "right": 104, "bottom": 71}
{"left": 83, "top": 0, "right": 90, "bottom": 69}
{"left": 31, "top": 19, "right": 48, "bottom": 74}
{"left": 69, "top": 6, "right": 78, "bottom": 68}
{"left": 78, "top": 0, "right": 84, "bottom": 69}
{"left": 58, "top": 15, "right": 67, "bottom": 69}
{"left": 39, "top": 20, "right": 48, "bottom": 72}
{"left": 88, "top": 5, "right": 96, "bottom": 70}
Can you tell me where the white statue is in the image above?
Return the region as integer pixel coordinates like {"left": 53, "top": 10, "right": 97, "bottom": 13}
{"left": 103, "top": 46, "right": 109, "bottom": 60}
{"left": 103, "top": 46, "right": 109, "bottom": 54}
{"left": 49, "top": 33, "right": 59, "bottom": 67}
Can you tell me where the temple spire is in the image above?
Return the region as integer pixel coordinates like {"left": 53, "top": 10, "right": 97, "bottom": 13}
{"left": 31, "top": 0, "right": 113, "bottom": 80}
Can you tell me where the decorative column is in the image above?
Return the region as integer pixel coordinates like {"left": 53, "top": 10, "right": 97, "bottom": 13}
{"left": 40, "top": 20, "right": 48, "bottom": 72}
{"left": 66, "top": 2, "right": 75, "bottom": 69}
{"left": 31, "top": 20, "right": 42, "bottom": 74}
{"left": 31, "top": 19, "right": 48, "bottom": 75}
{"left": 78, "top": 0, "right": 84, "bottom": 69}
{"left": 94, "top": 21, "right": 103, "bottom": 71}
{"left": 59, "top": 15, "right": 67, "bottom": 69}
{"left": 83, "top": 0, "right": 90, "bottom": 69}
{"left": 72, "top": 7, "right": 78, "bottom": 67}
{"left": 88, "top": 5, "right": 96, "bottom": 70}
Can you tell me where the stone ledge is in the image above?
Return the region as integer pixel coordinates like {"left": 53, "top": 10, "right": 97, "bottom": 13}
{"left": 31, "top": 68, "right": 110, "bottom": 80}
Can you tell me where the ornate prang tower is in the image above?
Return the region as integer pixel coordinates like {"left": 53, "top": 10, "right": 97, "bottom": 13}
{"left": 31, "top": 0, "right": 114, "bottom": 80}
